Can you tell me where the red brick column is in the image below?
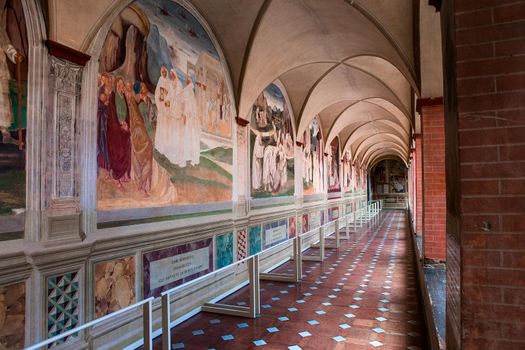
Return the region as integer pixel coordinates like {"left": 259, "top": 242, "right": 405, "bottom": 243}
{"left": 443, "top": 0, "right": 525, "bottom": 348}
{"left": 414, "top": 135, "right": 423, "bottom": 236}
{"left": 420, "top": 101, "right": 446, "bottom": 262}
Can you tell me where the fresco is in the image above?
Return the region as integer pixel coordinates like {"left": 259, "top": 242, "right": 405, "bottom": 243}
{"left": 355, "top": 165, "right": 361, "bottom": 193}
{"left": 359, "top": 167, "right": 367, "bottom": 193}
{"left": 94, "top": 256, "right": 136, "bottom": 318}
{"left": 327, "top": 137, "right": 341, "bottom": 193}
{"left": 143, "top": 238, "right": 213, "bottom": 297}
{"left": 250, "top": 83, "right": 294, "bottom": 198}
{"left": 309, "top": 211, "right": 321, "bottom": 230}
{"left": 302, "top": 214, "right": 309, "bottom": 233}
{"left": 262, "top": 219, "right": 287, "bottom": 249}
{"left": 0, "top": 281, "right": 25, "bottom": 349}
{"left": 0, "top": 0, "right": 28, "bottom": 233}
{"left": 248, "top": 225, "right": 261, "bottom": 255}
{"left": 96, "top": 0, "right": 233, "bottom": 211}
{"left": 328, "top": 206, "right": 339, "bottom": 221}
{"left": 215, "top": 232, "right": 233, "bottom": 269}
{"left": 342, "top": 151, "right": 353, "bottom": 193}
{"left": 288, "top": 217, "right": 296, "bottom": 238}
{"left": 302, "top": 117, "right": 324, "bottom": 195}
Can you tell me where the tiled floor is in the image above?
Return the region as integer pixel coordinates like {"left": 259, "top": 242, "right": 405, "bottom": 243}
{"left": 151, "top": 210, "right": 426, "bottom": 350}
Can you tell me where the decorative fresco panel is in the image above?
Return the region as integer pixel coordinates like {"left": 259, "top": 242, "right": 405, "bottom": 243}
{"left": 94, "top": 256, "right": 135, "bottom": 318}
{"left": 328, "top": 137, "right": 341, "bottom": 193}
{"left": 250, "top": 83, "right": 294, "bottom": 198}
{"left": 302, "top": 117, "right": 324, "bottom": 195}
{"left": 143, "top": 238, "right": 213, "bottom": 298}
{"left": 215, "top": 232, "right": 233, "bottom": 269}
{"left": 262, "top": 219, "right": 288, "bottom": 249}
{"left": 289, "top": 217, "right": 296, "bottom": 238}
{"left": 302, "top": 214, "right": 309, "bottom": 233}
{"left": 236, "top": 229, "right": 247, "bottom": 260}
{"left": 309, "top": 211, "right": 321, "bottom": 230}
{"left": 47, "top": 272, "right": 80, "bottom": 347}
{"left": 248, "top": 225, "right": 261, "bottom": 255}
{"left": 342, "top": 150, "right": 353, "bottom": 193}
{"left": 0, "top": 0, "right": 28, "bottom": 235}
{"left": 96, "top": 0, "right": 233, "bottom": 211}
{"left": 328, "top": 206, "right": 339, "bottom": 221}
{"left": 0, "top": 281, "right": 25, "bottom": 350}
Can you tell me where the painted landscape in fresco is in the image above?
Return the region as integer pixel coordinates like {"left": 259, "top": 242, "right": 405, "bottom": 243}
{"left": 96, "top": 0, "right": 234, "bottom": 211}
{"left": 327, "top": 137, "right": 341, "bottom": 193}
{"left": 0, "top": 0, "right": 27, "bottom": 229}
{"left": 250, "top": 84, "right": 294, "bottom": 198}
{"left": 302, "top": 117, "right": 324, "bottom": 195}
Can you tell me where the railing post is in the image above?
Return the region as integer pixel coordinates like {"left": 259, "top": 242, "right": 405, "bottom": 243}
{"left": 335, "top": 219, "right": 340, "bottom": 248}
{"left": 294, "top": 236, "right": 302, "bottom": 281}
{"left": 249, "top": 255, "right": 260, "bottom": 317}
{"left": 162, "top": 294, "right": 171, "bottom": 350}
{"left": 143, "top": 299, "right": 153, "bottom": 350}
{"left": 319, "top": 227, "right": 325, "bottom": 260}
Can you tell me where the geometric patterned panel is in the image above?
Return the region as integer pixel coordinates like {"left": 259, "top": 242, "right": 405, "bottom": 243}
{"left": 237, "top": 230, "right": 247, "bottom": 260}
{"left": 47, "top": 271, "right": 80, "bottom": 347}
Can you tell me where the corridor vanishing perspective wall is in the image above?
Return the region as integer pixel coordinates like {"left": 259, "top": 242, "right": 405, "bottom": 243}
{"left": 0, "top": 0, "right": 370, "bottom": 348}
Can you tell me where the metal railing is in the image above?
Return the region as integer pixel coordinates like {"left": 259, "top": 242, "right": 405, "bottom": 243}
{"left": 26, "top": 201, "right": 384, "bottom": 350}
{"left": 25, "top": 297, "right": 154, "bottom": 350}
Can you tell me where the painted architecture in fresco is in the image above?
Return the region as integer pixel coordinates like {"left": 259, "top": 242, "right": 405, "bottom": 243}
{"left": 327, "top": 137, "right": 341, "bottom": 193}
{"left": 96, "top": 0, "right": 234, "bottom": 211}
{"left": 0, "top": 0, "right": 27, "bottom": 232}
{"left": 250, "top": 83, "right": 294, "bottom": 198}
{"left": 302, "top": 117, "right": 324, "bottom": 195}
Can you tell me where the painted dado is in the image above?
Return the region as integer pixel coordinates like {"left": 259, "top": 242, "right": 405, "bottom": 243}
{"left": 0, "top": 0, "right": 371, "bottom": 348}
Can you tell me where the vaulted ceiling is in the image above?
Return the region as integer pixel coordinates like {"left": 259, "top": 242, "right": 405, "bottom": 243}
{"left": 186, "top": 0, "right": 418, "bottom": 168}
{"left": 49, "top": 0, "right": 426, "bottom": 168}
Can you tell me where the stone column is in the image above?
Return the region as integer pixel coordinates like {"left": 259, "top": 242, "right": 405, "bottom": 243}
{"left": 233, "top": 117, "right": 250, "bottom": 218}
{"left": 41, "top": 41, "right": 90, "bottom": 246}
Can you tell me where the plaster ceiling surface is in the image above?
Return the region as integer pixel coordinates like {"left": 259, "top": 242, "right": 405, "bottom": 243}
{"left": 51, "top": 0, "right": 420, "bottom": 167}
{"left": 191, "top": 0, "right": 418, "bottom": 166}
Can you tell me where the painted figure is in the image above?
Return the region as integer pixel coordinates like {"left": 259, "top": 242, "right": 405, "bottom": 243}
{"left": 0, "top": 21, "right": 22, "bottom": 144}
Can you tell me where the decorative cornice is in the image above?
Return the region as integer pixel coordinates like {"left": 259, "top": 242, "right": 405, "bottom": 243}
{"left": 235, "top": 117, "right": 250, "bottom": 127}
{"left": 46, "top": 40, "right": 91, "bottom": 66}
{"left": 416, "top": 97, "right": 444, "bottom": 114}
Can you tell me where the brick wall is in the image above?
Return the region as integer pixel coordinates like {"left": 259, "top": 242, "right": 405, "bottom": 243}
{"left": 422, "top": 104, "right": 447, "bottom": 262}
{"left": 415, "top": 135, "right": 423, "bottom": 235}
{"left": 445, "top": 0, "right": 525, "bottom": 348}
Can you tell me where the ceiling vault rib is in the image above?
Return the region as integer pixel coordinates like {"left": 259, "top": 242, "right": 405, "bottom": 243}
{"left": 344, "top": 0, "right": 419, "bottom": 92}
{"left": 342, "top": 62, "right": 411, "bottom": 117}
{"left": 367, "top": 149, "right": 408, "bottom": 168}
{"left": 342, "top": 122, "right": 409, "bottom": 154}
{"left": 353, "top": 132, "right": 406, "bottom": 157}
{"left": 236, "top": 0, "right": 273, "bottom": 117}
{"left": 326, "top": 99, "right": 412, "bottom": 148}
{"left": 360, "top": 144, "right": 408, "bottom": 167}
{"left": 296, "top": 62, "right": 342, "bottom": 133}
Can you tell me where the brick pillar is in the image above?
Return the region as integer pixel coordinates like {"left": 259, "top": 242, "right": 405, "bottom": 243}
{"left": 420, "top": 101, "right": 446, "bottom": 262}
{"left": 415, "top": 135, "right": 423, "bottom": 236}
{"left": 442, "top": 0, "right": 525, "bottom": 348}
